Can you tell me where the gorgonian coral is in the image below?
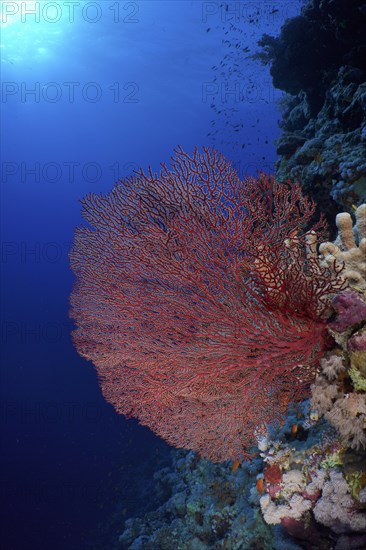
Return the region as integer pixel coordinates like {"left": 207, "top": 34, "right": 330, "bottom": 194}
{"left": 70, "top": 147, "right": 345, "bottom": 462}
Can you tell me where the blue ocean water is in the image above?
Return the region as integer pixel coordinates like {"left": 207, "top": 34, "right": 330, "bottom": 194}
{"left": 0, "top": 2, "right": 303, "bottom": 549}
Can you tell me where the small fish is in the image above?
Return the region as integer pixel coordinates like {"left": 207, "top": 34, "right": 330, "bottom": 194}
{"left": 256, "top": 477, "right": 264, "bottom": 494}
{"left": 291, "top": 424, "right": 298, "bottom": 435}
{"left": 231, "top": 459, "right": 240, "bottom": 472}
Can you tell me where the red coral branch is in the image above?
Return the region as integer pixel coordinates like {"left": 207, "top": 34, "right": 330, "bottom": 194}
{"left": 70, "top": 147, "right": 344, "bottom": 462}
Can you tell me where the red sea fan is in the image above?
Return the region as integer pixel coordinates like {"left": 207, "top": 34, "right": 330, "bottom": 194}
{"left": 70, "top": 147, "right": 344, "bottom": 462}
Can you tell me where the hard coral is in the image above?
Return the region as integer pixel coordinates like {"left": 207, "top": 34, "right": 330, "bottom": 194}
{"left": 320, "top": 203, "right": 366, "bottom": 291}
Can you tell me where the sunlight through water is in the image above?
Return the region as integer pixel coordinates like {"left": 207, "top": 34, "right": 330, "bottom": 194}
{"left": 0, "top": 1, "right": 74, "bottom": 63}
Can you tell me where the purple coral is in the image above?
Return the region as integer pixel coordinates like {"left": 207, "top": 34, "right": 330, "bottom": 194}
{"left": 349, "top": 327, "right": 366, "bottom": 352}
{"left": 328, "top": 290, "right": 366, "bottom": 332}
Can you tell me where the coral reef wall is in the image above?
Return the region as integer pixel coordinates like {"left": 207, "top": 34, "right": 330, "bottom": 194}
{"left": 258, "top": 0, "right": 366, "bottom": 224}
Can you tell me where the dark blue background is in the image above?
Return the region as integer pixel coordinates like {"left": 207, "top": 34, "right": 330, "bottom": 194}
{"left": 0, "top": 2, "right": 301, "bottom": 548}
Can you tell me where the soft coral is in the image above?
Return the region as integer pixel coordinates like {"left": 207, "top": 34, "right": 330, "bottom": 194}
{"left": 70, "top": 147, "right": 344, "bottom": 462}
